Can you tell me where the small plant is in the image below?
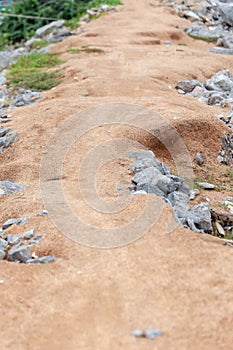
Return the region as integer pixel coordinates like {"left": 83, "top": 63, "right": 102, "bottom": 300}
{"left": 29, "top": 40, "right": 48, "bottom": 50}
{"left": 188, "top": 34, "right": 218, "bottom": 43}
{"left": 7, "top": 52, "right": 63, "bottom": 91}
{"left": 178, "top": 43, "right": 187, "bottom": 46}
{"left": 68, "top": 46, "right": 104, "bottom": 54}
{"left": 224, "top": 169, "right": 233, "bottom": 180}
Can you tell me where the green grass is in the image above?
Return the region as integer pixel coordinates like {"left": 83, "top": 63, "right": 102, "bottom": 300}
{"left": 66, "top": 0, "right": 122, "bottom": 28}
{"left": 29, "top": 39, "right": 48, "bottom": 50}
{"left": 7, "top": 53, "right": 63, "bottom": 91}
{"left": 188, "top": 34, "right": 218, "bottom": 43}
{"left": 68, "top": 46, "right": 104, "bottom": 54}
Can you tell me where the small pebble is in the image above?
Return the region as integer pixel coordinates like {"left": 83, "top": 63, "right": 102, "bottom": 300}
{"left": 132, "top": 329, "right": 162, "bottom": 340}
{"left": 39, "top": 210, "right": 48, "bottom": 217}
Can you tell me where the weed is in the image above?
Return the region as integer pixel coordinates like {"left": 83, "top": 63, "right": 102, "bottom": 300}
{"left": 188, "top": 34, "right": 218, "bottom": 43}
{"left": 7, "top": 52, "right": 63, "bottom": 91}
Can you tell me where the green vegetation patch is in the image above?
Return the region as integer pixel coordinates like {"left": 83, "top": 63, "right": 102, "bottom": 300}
{"left": 188, "top": 34, "right": 219, "bottom": 43}
{"left": 0, "top": 0, "right": 123, "bottom": 44}
{"left": 68, "top": 46, "right": 104, "bottom": 54}
{"left": 7, "top": 52, "right": 63, "bottom": 91}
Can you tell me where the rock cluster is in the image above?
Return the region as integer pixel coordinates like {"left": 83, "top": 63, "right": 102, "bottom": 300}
{"left": 0, "top": 179, "right": 25, "bottom": 195}
{"left": 176, "top": 69, "right": 233, "bottom": 109}
{"left": 130, "top": 151, "right": 213, "bottom": 234}
{"left": 79, "top": 3, "right": 117, "bottom": 24}
{"left": 217, "top": 132, "right": 233, "bottom": 165}
{"left": 0, "top": 127, "right": 18, "bottom": 153}
{"left": 160, "top": 0, "right": 233, "bottom": 54}
{"left": 0, "top": 214, "right": 54, "bottom": 264}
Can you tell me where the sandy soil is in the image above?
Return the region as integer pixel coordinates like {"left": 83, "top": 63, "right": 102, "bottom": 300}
{"left": 1, "top": 1, "right": 233, "bottom": 349}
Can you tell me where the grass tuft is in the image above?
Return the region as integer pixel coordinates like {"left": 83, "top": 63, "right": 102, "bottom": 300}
{"left": 7, "top": 53, "right": 63, "bottom": 91}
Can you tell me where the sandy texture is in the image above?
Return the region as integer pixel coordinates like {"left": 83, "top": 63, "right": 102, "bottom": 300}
{"left": 1, "top": 1, "right": 233, "bottom": 349}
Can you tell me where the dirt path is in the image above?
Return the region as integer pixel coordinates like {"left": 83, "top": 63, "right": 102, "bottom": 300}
{"left": 1, "top": 1, "right": 233, "bottom": 349}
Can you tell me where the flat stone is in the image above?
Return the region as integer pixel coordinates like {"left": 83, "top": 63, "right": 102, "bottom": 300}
{"left": 38, "top": 210, "right": 48, "bottom": 217}
{"left": 0, "top": 250, "right": 5, "bottom": 260}
{"left": 36, "top": 20, "right": 65, "bottom": 38}
{"left": 176, "top": 80, "right": 202, "bottom": 93}
{"left": 132, "top": 329, "right": 162, "bottom": 339}
{"left": 8, "top": 244, "right": 32, "bottom": 263}
{"left": 2, "top": 218, "right": 18, "bottom": 230}
{"left": 26, "top": 255, "right": 55, "bottom": 264}
{"left": 6, "top": 234, "right": 21, "bottom": 245}
{"left": 16, "top": 217, "right": 29, "bottom": 225}
{"left": 0, "top": 238, "right": 8, "bottom": 251}
{"left": 197, "top": 182, "right": 215, "bottom": 190}
{"left": 0, "top": 128, "right": 10, "bottom": 137}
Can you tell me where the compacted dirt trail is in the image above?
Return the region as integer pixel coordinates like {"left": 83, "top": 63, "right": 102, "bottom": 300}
{"left": 1, "top": 1, "right": 233, "bottom": 349}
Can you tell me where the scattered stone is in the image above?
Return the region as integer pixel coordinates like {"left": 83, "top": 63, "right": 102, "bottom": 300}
{"left": 215, "top": 221, "right": 225, "bottom": 237}
{"left": 0, "top": 180, "right": 25, "bottom": 195}
{"left": 23, "top": 229, "right": 35, "bottom": 240}
{"left": 196, "top": 182, "right": 215, "bottom": 190}
{"left": 130, "top": 150, "right": 212, "bottom": 233}
{"left": 0, "top": 250, "right": 5, "bottom": 260}
{"left": 2, "top": 218, "right": 18, "bottom": 230}
{"left": 0, "top": 238, "right": 8, "bottom": 251}
{"left": 218, "top": 132, "right": 233, "bottom": 165}
{"left": 35, "top": 20, "right": 65, "bottom": 38}
{"left": 176, "top": 80, "right": 202, "bottom": 93}
{"left": 26, "top": 255, "right": 55, "bottom": 264}
{"left": 132, "top": 329, "right": 162, "bottom": 340}
{"left": 8, "top": 244, "right": 32, "bottom": 263}
{"left": 194, "top": 153, "right": 205, "bottom": 166}
{"left": 39, "top": 210, "right": 49, "bottom": 217}
{"left": 176, "top": 70, "right": 233, "bottom": 109}
{"left": 5, "top": 234, "right": 21, "bottom": 245}
{"left": 186, "top": 202, "right": 212, "bottom": 233}
{"left": 16, "top": 217, "right": 29, "bottom": 225}
{"left": 190, "top": 189, "right": 200, "bottom": 200}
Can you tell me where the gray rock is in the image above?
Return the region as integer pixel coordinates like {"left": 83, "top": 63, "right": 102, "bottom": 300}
{"left": 168, "top": 191, "right": 190, "bottom": 223}
{"left": 133, "top": 167, "right": 174, "bottom": 196}
{"left": 16, "top": 216, "right": 29, "bottom": 225}
{"left": 209, "top": 47, "right": 233, "bottom": 55}
{"left": 0, "top": 128, "right": 10, "bottom": 137}
{"left": 44, "top": 27, "right": 71, "bottom": 43}
{"left": 36, "top": 20, "right": 65, "bottom": 38}
{"left": 39, "top": 210, "right": 49, "bottom": 217}
{"left": 0, "top": 49, "right": 28, "bottom": 69}
{"left": 0, "top": 180, "right": 25, "bottom": 195}
{"left": 24, "top": 37, "right": 42, "bottom": 48}
{"left": 194, "top": 153, "right": 205, "bottom": 165}
{"left": 0, "top": 238, "right": 8, "bottom": 251}
{"left": 0, "top": 250, "right": 5, "bottom": 260}
{"left": 197, "top": 182, "right": 215, "bottom": 190}
{"left": 8, "top": 244, "right": 32, "bottom": 263}
{"left": 6, "top": 234, "right": 21, "bottom": 245}
{"left": 26, "top": 255, "right": 55, "bottom": 264}
{"left": 204, "top": 70, "right": 233, "bottom": 92}
{"left": 2, "top": 218, "right": 18, "bottom": 230}
{"left": 187, "top": 202, "right": 212, "bottom": 233}
{"left": 176, "top": 80, "right": 202, "bottom": 93}
{"left": 132, "top": 329, "right": 162, "bottom": 339}
{"left": 217, "top": 2, "right": 233, "bottom": 26}
{"left": 190, "top": 189, "right": 200, "bottom": 200}
{"left": 23, "top": 229, "right": 35, "bottom": 240}
{"left": 132, "top": 190, "right": 148, "bottom": 195}
{"left": 216, "top": 33, "right": 233, "bottom": 49}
